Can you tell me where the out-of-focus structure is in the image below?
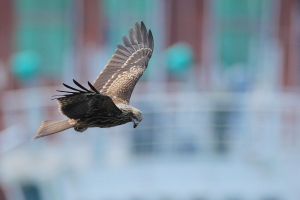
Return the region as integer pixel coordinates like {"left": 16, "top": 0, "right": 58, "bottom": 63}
{"left": 0, "top": 0, "right": 300, "bottom": 200}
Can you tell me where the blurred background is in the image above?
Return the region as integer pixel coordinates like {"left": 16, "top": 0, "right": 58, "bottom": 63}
{"left": 0, "top": 0, "right": 300, "bottom": 199}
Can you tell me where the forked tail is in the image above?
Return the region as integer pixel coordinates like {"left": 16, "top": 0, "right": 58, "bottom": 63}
{"left": 32, "top": 119, "right": 73, "bottom": 139}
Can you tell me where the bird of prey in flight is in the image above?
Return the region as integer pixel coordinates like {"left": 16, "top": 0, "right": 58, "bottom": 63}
{"left": 33, "top": 21, "right": 154, "bottom": 139}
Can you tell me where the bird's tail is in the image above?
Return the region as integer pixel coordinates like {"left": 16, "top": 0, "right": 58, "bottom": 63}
{"left": 32, "top": 119, "right": 73, "bottom": 140}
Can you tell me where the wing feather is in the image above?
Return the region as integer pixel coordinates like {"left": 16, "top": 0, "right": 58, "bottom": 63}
{"left": 88, "top": 81, "right": 99, "bottom": 94}
{"left": 116, "top": 49, "right": 130, "bottom": 57}
{"left": 92, "top": 21, "right": 154, "bottom": 104}
{"left": 117, "top": 44, "right": 132, "bottom": 56}
{"left": 122, "top": 35, "right": 135, "bottom": 52}
{"left": 141, "top": 22, "right": 148, "bottom": 47}
{"left": 73, "top": 79, "right": 91, "bottom": 92}
{"left": 135, "top": 22, "right": 143, "bottom": 48}
{"left": 54, "top": 80, "right": 122, "bottom": 120}
{"left": 129, "top": 28, "right": 139, "bottom": 50}
{"left": 62, "top": 83, "right": 83, "bottom": 92}
{"left": 113, "top": 53, "right": 129, "bottom": 61}
{"left": 148, "top": 30, "right": 154, "bottom": 53}
{"left": 56, "top": 90, "right": 77, "bottom": 94}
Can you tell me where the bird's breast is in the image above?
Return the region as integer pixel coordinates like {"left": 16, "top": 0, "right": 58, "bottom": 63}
{"left": 76, "top": 110, "right": 130, "bottom": 128}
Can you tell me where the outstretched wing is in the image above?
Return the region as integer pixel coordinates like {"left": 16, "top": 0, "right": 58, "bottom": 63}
{"left": 53, "top": 79, "right": 122, "bottom": 120}
{"left": 92, "top": 21, "right": 154, "bottom": 104}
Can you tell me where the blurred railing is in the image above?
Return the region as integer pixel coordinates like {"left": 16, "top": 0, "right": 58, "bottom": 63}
{"left": 1, "top": 86, "right": 300, "bottom": 159}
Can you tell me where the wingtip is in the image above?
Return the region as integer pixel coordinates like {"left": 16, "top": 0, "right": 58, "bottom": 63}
{"left": 148, "top": 29, "right": 154, "bottom": 50}
{"left": 31, "top": 135, "right": 40, "bottom": 140}
{"left": 122, "top": 34, "right": 128, "bottom": 42}
{"left": 32, "top": 132, "right": 49, "bottom": 140}
{"left": 88, "top": 81, "right": 99, "bottom": 94}
{"left": 141, "top": 21, "right": 146, "bottom": 30}
{"left": 129, "top": 27, "right": 135, "bottom": 34}
{"left": 149, "top": 29, "right": 153, "bottom": 39}
{"left": 72, "top": 79, "right": 82, "bottom": 87}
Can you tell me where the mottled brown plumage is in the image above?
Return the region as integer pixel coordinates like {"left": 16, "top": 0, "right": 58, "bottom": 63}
{"left": 33, "top": 21, "right": 153, "bottom": 139}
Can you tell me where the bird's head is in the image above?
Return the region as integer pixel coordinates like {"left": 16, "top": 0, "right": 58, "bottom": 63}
{"left": 131, "top": 108, "right": 143, "bottom": 128}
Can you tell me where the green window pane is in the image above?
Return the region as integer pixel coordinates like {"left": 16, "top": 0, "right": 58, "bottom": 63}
{"left": 14, "top": 0, "right": 72, "bottom": 77}
{"left": 219, "top": 31, "right": 250, "bottom": 67}
{"left": 214, "top": 0, "right": 268, "bottom": 69}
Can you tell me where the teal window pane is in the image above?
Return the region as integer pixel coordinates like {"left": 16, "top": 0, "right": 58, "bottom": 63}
{"left": 214, "top": 0, "right": 268, "bottom": 68}
{"left": 14, "top": 0, "right": 72, "bottom": 77}
{"left": 216, "top": 0, "right": 249, "bottom": 18}
{"left": 15, "top": 0, "right": 69, "bottom": 12}
{"left": 218, "top": 31, "right": 250, "bottom": 67}
{"left": 102, "top": 0, "right": 149, "bottom": 15}
{"left": 215, "top": 0, "right": 264, "bottom": 19}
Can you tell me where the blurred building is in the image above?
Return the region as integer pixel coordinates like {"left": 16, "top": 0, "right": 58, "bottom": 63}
{"left": 0, "top": 0, "right": 300, "bottom": 200}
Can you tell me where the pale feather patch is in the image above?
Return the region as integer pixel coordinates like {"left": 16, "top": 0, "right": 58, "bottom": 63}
{"left": 99, "top": 48, "right": 149, "bottom": 94}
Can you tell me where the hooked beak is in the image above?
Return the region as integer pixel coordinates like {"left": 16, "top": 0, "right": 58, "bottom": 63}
{"left": 133, "top": 118, "right": 138, "bottom": 128}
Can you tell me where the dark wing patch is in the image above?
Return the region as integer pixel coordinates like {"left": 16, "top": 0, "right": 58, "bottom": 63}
{"left": 92, "top": 21, "right": 154, "bottom": 104}
{"left": 59, "top": 97, "right": 89, "bottom": 119}
{"left": 53, "top": 79, "right": 122, "bottom": 120}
